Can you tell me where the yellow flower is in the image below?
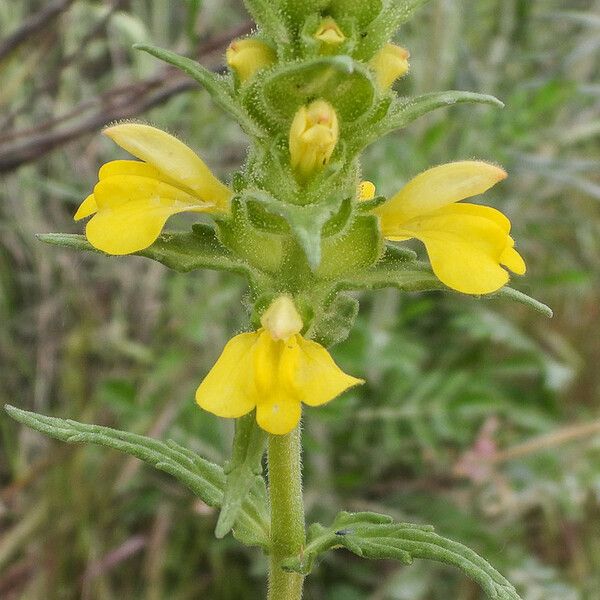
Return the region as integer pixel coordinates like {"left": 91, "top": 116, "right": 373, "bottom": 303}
{"left": 289, "top": 100, "right": 339, "bottom": 179}
{"left": 369, "top": 43, "right": 410, "bottom": 89}
{"left": 226, "top": 38, "right": 275, "bottom": 83}
{"left": 314, "top": 17, "right": 346, "bottom": 46}
{"left": 196, "top": 296, "right": 363, "bottom": 435}
{"left": 372, "top": 161, "right": 526, "bottom": 295}
{"left": 74, "top": 124, "right": 231, "bottom": 255}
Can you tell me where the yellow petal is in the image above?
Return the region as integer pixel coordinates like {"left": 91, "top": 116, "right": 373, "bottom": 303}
{"left": 359, "top": 181, "right": 376, "bottom": 201}
{"left": 74, "top": 194, "right": 97, "bottom": 220}
{"left": 226, "top": 38, "right": 275, "bottom": 83}
{"left": 93, "top": 175, "right": 204, "bottom": 210}
{"left": 314, "top": 17, "right": 346, "bottom": 45}
{"left": 376, "top": 161, "right": 507, "bottom": 224}
{"left": 500, "top": 245, "right": 526, "bottom": 275}
{"left": 250, "top": 331, "right": 303, "bottom": 435}
{"left": 98, "top": 160, "right": 161, "bottom": 180}
{"left": 260, "top": 296, "right": 303, "bottom": 340}
{"left": 196, "top": 332, "right": 259, "bottom": 419}
{"left": 103, "top": 124, "right": 231, "bottom": 207}
{"left": 294, "top": 336, "right": 364, "bottom": 407}
{"left": 256, "top": 393, "right": 302, "bottom": 435}
{"left": 289, "top": 100, "right": 339, "bottom": 179}
{"left": 86, "top": 175, "right": 212, "bottom": 254}
{"left": 397, "top": 212, "right": 512, "bottom": 294}
{"left": 433, "top": 202, "right": 511, "bottom": 233}
{"left": 369, "top": 44, "right": 410, "bottom": 89}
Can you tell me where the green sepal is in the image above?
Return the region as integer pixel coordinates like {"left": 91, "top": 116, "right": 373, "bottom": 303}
{"left": 321, "top": 197, "right": 353, "bottom": 237}
{"left": 355, "top": 0, "right": 431, "bottom": 60}
{"left": 328, "top": 0, "right": 383, "bottom": 30}
{"left": 242, "top": 0, "right": 291, "bottom": 46}
{"left": 243, "top": 189, "right": 345, "bottom": 270}
{"left": 356, "top": 195, "right": 387, "bottom": 212}
{"left": 336, "top": 244, "right": 553, "bottom": 317}
{"left": 307, "top": 292, "right": 359, "bottom": 348}
{"left": 358, "top": 91, "right": 504, "bottom": 150}
{"left": 299, "top": 14, "right": 358, "bottom": 57}
{"left": 4, "top": 405, "right": 270, "bottom": 549}
{"left": 215, "top": 412, "right": 268, "bottom": 539}
{"left": 282, "top": 511, "right": 522, "bottom": 600}
{"left": 278, "top": 0, "right": 330, "bottom": 29}
{"left": 133, "top": 44, "right": 264, "bottom": 138}
{"left": 38, "top": 228, "right": 268, "bottom": 287}
{"left": 215, "top": 199, "right": 285, "bottom": 275}
{"left": 318, "top": 214, "right": 383, "bottom": 280}
{"left": 260, "top": 56, "right": 376, "bottom": 123}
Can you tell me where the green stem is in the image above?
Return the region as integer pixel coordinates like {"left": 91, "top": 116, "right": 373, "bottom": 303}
{"left": 267, "top": 426, "right": 305, "bottom": 600}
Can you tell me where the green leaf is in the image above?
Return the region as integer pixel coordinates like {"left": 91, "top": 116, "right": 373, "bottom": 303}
{"left": 282, "top": 511, "right": 523, "bottom": 600}
{"left": 490, "top": 287, "right": 554, "bottom": 318}
{"left": 336, "top": 247, "right": 441, "bottom": 292}
{"left": 336, "top": 245, "right": 553, "bottom": 317}
{"left": 259, "top": 56, "right": 376, "bottom": 123}
{"left": 38, "top": 228, "right": 267, "bottom": 288}
{"left": 355, "top": 0, "right": 432, "bottom": 60}
{"left": 133, "top": 44, "right": 264, "bottom": 138}
{"left": 5, "top": 405, "right": 270, "bottom": 548}
{"left": 356, "top": 91, "right": 504, "bottom": 150}
{"left": 216, "top": 412, "right": 267, "bottom": 539}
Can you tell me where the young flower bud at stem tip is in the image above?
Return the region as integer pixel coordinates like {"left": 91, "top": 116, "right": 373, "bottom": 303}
{"left": 359, "top": 181, "right": 376, "bottom": 201}
{"left": 260, "top": 296, "right": 303, "bottom": 341}
{"left": 370, "top": 44, "right": 410, "bottom": 89}
{"left": 289, "top": 100, "right": 339, "bottom": 179}
{"left": 314, "top": 17, "right": 346, "bottom": 46}
{"left": 226, "top": 38, "right": 275, "bottom": 83}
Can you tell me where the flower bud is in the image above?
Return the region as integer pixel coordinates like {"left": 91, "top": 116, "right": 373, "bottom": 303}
{"left": 226, "top": 38, "right": 275, "bottom": 83}
{"left": 314, "top": 17, "right": 346, "bottom": 46}
{"left": 359, "top": 181, "right": 376, "bottom": 200}
{"left": 289, "top": 100, "right": 339, "bottom": 179}
{"left": 261, "top": 296, "right": 303, "bottom": 341}
{"left": 369, "top": 44, "right": 410, "bottom": 89}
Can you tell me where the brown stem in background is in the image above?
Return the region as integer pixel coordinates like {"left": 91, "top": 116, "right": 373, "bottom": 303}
{"left": 0, "top": 20, "right": 251, "bottom": 173}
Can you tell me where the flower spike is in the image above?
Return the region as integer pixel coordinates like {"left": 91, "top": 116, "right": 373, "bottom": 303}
{"left": 373, "top": 161, "right": 526, "bottom": 295}
{"left": 74, "top": 124, "right": 231, "bottom": 255}
{"left": 196, "top": 296, "right": 363, "bottom": 435}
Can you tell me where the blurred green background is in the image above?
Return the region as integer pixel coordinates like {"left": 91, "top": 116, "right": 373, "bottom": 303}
{"left": 1, "top": 0, "right": 599, "bottom": 598}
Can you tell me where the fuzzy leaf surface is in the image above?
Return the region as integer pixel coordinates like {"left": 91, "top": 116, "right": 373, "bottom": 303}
{"left": 216, "top": 413, "right": 267, "bottom": 539}
{"left": 355, "top": 91, "right": 504, "bottom": 150}
{"left": 336, "top": 246, "right": 553, "bottom": 317}
{"left": 283, "top": 511, "right": 522, "bottom": 600}
{"left": 134, "top": 44, "right": 263, "bottom": 138}
{"left": 356, "top": 0, "right": 432, "bottom": 59}
{"left": 5, "top": 405, "right": 270, "bottom": 548}
{"left": 243, "top": 0, "right": 290, "bottom": 45}
{"left": 38, "top": 228, "right": 265, "bottom": 286}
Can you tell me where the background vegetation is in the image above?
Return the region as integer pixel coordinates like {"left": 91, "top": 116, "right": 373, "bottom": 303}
{"left": 1, "top": 0, "right": 599, "bottom": 598}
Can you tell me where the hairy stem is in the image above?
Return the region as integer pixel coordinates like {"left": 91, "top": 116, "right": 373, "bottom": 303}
{"left": 267, "top": 426, "right": 305, "bottom": 600}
